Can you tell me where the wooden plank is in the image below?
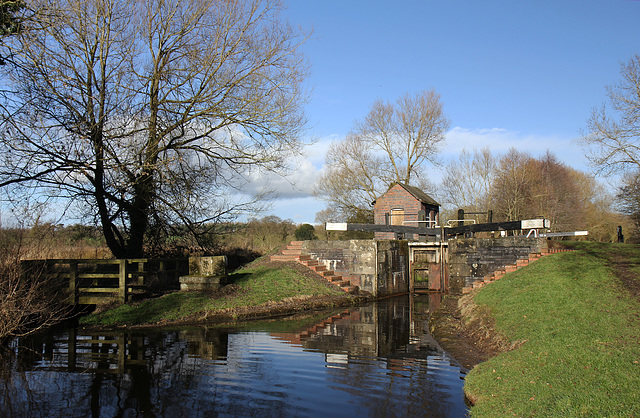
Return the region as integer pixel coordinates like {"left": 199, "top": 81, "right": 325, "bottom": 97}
{"left": 77, "top": 273, "right": 119, "bottom": 279}
{"left": 444, "top": 221, "right": 522, "bottom": 237}
{"left": 119, "top": 260, "right": 127, "bottom": 303}
{"left": 79, "top": 287, "right": 119, "bottom": 293}
{"left": 43, "top": 259, "right": 122, "bottom": 265}
{"left": 540, "top": 231, "right": 588, "bottom": 237}
{"left": 326, "top": 219, "right": 550, "bottom": 239}
{"left": 69, "top": 261, "right": 78, "bottom": 305}
{"left": 76, "top": 339, "right": 120, "bottom": 345}
{"left": 326, "top": 222, "right": 440, "bottom": 235}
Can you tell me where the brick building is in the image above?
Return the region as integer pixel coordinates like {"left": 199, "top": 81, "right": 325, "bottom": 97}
{"left": 372, "top": 183, "right": 440, "bottom": 240}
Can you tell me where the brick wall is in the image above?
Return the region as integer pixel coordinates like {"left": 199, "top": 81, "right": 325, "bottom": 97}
{"left": 373, "top": 184, "right": 424, "bottom": 240}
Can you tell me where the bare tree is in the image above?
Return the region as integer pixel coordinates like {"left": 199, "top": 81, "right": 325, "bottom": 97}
{"left": 313, "top": 133, "right": 384, "bottom": 218}
{"left": 0, "top": 0, "right": 309, "bottom": 257}
{"left": 440, "top": 147, "right": 496, "bottom": 216}
{"left": 314, "top": 89, "right": 449, "bottom": 219}
{"left": 0, "top": 229, "right": 72, "bottom": 341}
{"left": 581, "top": 54, "right": 640, "bottom": 176}
{"left": 491, "top": 148, "right": 533, "bottom": 222}
{"left": 617, "top": 171, "right": 640, "bottom": 229}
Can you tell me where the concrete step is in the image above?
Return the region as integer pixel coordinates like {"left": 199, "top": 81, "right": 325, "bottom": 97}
{"left": 282, "top": 249, "right": 302, "bottom": 255}
{"left": 270, "top": 255, "right": 296, "bottom": 262}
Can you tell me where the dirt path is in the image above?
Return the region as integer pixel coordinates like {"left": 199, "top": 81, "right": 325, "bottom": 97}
{"left": 610, "top": 253, "right": 640, "bottom": 300}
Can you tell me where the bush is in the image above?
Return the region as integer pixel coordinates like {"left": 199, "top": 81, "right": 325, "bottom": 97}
{"left": 0, "top": 230, "right": 72, "bottom": 341}
{"left": 294, "top": 224, "right": 317, "bottom": 241}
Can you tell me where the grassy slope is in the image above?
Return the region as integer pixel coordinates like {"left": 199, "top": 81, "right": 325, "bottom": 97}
{"left": 465, "top": 242, "right": 640, "bottom": 416}
{"left": 80, "top": 264, "right": 344, "bottom": 327}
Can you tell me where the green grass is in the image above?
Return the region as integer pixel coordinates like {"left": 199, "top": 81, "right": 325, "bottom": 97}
{"left": 80, "top": 264, "right": 343, "bottom": 327}
{"left": 465, "top": 242, "right": 640, "bottom": 417}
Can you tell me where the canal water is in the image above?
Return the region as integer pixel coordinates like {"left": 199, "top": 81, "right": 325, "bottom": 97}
{"left": 0, "top": 294, "right": 468, "bottom": 417}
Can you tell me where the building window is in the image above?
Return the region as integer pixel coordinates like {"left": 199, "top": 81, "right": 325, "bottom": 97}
{"left": 390, "top": 208, "right": 404, "bottom": 226}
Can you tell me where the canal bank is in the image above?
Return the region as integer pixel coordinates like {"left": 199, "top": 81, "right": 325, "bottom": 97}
{"left": 80, "top": 259, "right": 373, "bottom": 329}
{"left": 439, "top": 241, "right": 640, "bottom": 416}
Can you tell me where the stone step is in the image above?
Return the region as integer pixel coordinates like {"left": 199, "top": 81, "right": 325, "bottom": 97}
{"left": 282, "top": 249, "right": 302, "bottom": 256}
{"left": 341, "top": 285, "right": 357, "bottom": 293}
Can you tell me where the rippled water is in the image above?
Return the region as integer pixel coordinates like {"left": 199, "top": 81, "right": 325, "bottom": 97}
{"left": 1, "top": 294, "right": 468, "bottom": 417}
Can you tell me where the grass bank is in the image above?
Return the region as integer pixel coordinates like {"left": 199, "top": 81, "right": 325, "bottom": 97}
{"left": 80, "top": 261, "right": 358, "bottom": 328}
{"left": 463, "top": 242, "right": 640, "bottom": 416}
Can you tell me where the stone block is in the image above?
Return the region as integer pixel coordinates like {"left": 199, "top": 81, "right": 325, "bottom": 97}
{"left": 179, "top": 275, "right": 227, "bottom": 292}
{"left": 189, "top": 256, "right": 227, "bottom": 277}
{"left": 181, "top": 256, "right": 228, "bottom": 292}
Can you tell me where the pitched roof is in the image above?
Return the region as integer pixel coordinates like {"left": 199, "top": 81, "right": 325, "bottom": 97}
{"left": 397, "top": 183, "right": 440, "bottom": 207}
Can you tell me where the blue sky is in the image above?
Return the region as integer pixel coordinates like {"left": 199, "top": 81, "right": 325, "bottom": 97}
{"left": 253, "top": 0, "right": 640, "bottom": 224}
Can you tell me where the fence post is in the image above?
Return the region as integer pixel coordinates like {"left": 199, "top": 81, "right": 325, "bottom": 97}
{"left": 69, "top": 261, "right": 78, "bottom": 305}
{"left": 119, "top": 259, "right": 127, "bottom": 303}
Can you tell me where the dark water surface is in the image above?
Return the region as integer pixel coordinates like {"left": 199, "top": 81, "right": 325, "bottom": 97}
{"left": 1, "top": 294, "right": 468, "bottom": 417}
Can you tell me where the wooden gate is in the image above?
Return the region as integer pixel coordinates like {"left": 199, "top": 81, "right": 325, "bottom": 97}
{"left": 409, "top": 244, "right": 448, "bottom": 292}
{"left": 23, "top": 258, "right": 188, "bottom": 305}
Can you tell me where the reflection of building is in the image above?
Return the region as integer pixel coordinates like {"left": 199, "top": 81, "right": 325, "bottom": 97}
{"left": 271, "top": 296, "right": 447, "bottom": 360}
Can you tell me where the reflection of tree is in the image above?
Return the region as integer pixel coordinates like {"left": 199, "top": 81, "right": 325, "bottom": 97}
{"left": 1, "top": 296, "right": 467, "bottom": 416}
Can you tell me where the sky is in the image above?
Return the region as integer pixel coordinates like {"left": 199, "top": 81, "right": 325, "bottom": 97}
{"left": 250, "top": 0, "right": 640, "bottom": 225}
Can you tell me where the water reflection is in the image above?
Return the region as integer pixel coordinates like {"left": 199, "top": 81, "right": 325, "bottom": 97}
{"left": 1, "top": 294, "right": 467, "bottom": 417}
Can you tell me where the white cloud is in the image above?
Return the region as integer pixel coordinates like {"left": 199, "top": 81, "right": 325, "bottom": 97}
{"left": 443, "top": 127, "right": 588, "bottom": 171}
{"left": 250, "top": 127, "right": 595, "bottom": 223}
{"left": 240, "top": 134, "right": 342, "bottom": 199}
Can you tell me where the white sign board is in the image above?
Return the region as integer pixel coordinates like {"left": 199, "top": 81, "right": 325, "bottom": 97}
{"left": 325, "top": 223, "right": 348, "bottom": 231}
{"left": 521, "top": 219, "right": 550, "bottom": 229}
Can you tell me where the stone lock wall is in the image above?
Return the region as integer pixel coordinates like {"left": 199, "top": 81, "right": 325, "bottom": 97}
{"left": 375, "top": 240, "right": 410, "bottom": 297}
{"left": 447, "top": 236, "right": 546, "bottom": 293}
{"left": 300, "top": 240, "right": 409, "bottom": 297}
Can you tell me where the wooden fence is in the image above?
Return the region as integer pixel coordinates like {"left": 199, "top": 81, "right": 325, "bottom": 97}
{"left": 22, "top": 258, "right": 188, "bottom": 305}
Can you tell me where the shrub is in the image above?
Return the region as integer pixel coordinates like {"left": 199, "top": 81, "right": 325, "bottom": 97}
{"left": 294, "top": 224, "right": 317, "bottom": 241}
